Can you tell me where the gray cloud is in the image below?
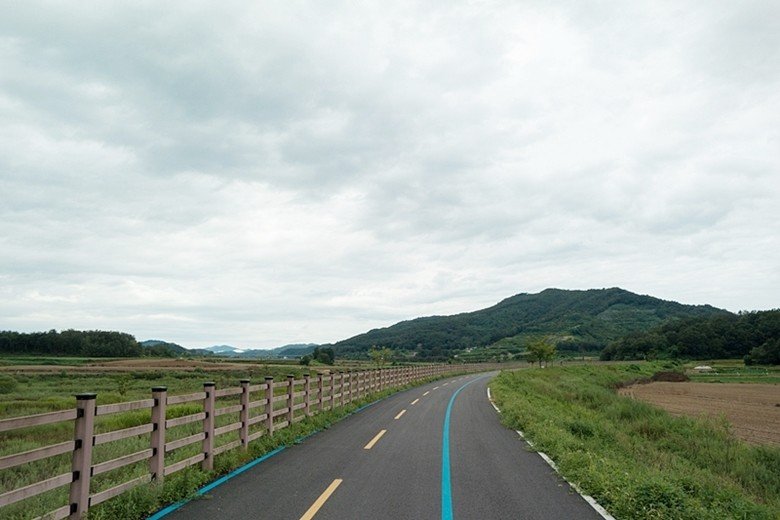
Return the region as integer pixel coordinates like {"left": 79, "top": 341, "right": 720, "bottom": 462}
{"left": 1, "top": 1, "right": 778, "bottom": 347}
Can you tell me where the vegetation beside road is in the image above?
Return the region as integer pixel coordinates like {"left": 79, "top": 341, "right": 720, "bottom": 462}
{"left": 490, "top": 364, "right": 780, "bottom": 519}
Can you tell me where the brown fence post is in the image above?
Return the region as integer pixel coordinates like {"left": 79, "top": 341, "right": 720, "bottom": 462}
{"left": 330, "top": 371, "right": 336, "bottom": 410}
{"left": 202, "top": 382, "right": 215, "bottom": 471}
{"left": 150, "top": 386, "right": 167, "bottom": 484}
{"left": 265, "top": 376, "right": 274, "bottom": 436}
{"left": 317, "top": 373, "right": 324, "bottom": 412}
{"left": 286, "top": 375, "right": 295, "bottom": 425}
{"left": 240, "top": 379, "right": 250, "bottom": 450}
{"left": 339, "top": 372, "right": 346, "bottom": 407}
{"left": 69, "top": 393, "right": 96, "bottom": 520}
{"left": 303, "top": 374, "right": 311, "bottom": 417}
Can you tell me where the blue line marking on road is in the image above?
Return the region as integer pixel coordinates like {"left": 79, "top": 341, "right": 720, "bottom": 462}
{"left": 147, "top": 391, "right": 387, "bottom": 519}
{"left": 148, "top": 376, "right": 471, "bottom": 520}
{"left": 147, "top": 446, "right": 286, "bottom": 519}
{"left": 441, "top": 375, "right": 485, "bottom": 520}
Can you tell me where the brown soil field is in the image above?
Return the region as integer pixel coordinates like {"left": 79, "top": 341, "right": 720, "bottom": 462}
{"left": 619, "top": 382, "right": 780, "bottom": 446}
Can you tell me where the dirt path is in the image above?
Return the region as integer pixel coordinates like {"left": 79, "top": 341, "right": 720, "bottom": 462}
{"left": 619, "top": 382, "right": 780, "bottom": 446}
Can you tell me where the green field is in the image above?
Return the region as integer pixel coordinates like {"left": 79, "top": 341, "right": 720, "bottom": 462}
{"left": 490, "top": 364, "right": 780, "bottom": 519}
{"left": 0, "top": 356, "right": 120, "bottom": 366}
{"left": 682, "top": 359, "right": 780, "bottom": 384}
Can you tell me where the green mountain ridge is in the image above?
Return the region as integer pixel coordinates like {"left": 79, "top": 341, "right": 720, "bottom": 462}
{"left": 333, "top": 288, "right": 729, "bottom": 359}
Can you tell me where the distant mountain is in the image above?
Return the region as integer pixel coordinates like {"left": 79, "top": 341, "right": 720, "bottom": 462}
{"left": 270, "top": 343, "right": 318, "bottom": 357}
{"left": 333, "top": 288, "right": 729, "bottom": 358}
{"left": 139, "top": 339, "right": 188, "bottom": 356}
{"left": 187, "top": 343, "right": 319, "bottom": 358}
{"left": 200, "top": 345, "right": 246, "bottom": 356}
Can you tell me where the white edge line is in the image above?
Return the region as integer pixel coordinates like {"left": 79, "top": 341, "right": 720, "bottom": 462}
{"left": 488, "top": 387, "right": 615, "bottom": 520}
{"left": 486, "top": 387, "right": 501, "bottom": 413}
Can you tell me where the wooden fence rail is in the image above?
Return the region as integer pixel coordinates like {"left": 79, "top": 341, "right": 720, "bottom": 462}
{"left": 0, "top": 363, "right": 493, "bottom": 519}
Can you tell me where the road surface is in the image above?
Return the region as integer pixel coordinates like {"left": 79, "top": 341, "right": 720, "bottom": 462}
{"left": 160, "top": 372, "right": 604, "bottom": 519}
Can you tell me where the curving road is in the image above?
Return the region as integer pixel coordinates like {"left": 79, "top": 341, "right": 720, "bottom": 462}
{"left": 157, "top": 372, "right": 605, "bottom": 520}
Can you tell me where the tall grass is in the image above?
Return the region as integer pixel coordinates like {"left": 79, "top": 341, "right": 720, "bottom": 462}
{"left": 490, "top": 364, "right": 780, "bottom": 519}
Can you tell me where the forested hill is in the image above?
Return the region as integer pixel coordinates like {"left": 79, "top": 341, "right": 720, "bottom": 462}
{"left": 332, "top": 288, "right": 728, "bottom": 358}
{"left": 601, "top": 310, "right": 780, "bottom": 363}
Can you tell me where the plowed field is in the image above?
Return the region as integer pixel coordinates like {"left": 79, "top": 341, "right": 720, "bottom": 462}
{"left": 619, "top": 382, "right": 780, "bottom": 446}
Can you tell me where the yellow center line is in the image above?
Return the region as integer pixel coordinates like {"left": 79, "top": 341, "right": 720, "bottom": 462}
{"left": 299, "top": 479, "right": 343, "bottom": 520}
{"left": 394, "top": 409, "right": 406, "bottom": 420}
{"left": 363, "top": 429, "right": 387, "bottom": 450}
{"left": 423, "top": 391, "right": 430, "bottom": 396}
{"left": 411, "top": 398, "right": 420, "bottom": 405}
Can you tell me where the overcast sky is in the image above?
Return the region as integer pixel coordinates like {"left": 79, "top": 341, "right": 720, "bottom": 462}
{"left": 1, "top": 1, "right": 778, "bottom": 348}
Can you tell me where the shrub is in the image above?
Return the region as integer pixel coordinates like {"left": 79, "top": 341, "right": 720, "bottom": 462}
{"left": 0, "top": 374, "right": 18, "bottom": 394}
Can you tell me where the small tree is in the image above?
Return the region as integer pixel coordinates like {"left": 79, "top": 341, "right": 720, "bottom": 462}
{"left": 312, "top": 347, "right": 335, "bottom": 365}
{"left": 369, "top": 346, "right": 394, "bottom": 366}
{"left": 525, "top": 338, "right": 556, "bottom": 367}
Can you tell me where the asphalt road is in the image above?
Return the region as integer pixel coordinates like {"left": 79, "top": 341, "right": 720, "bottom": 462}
{"left": 160, "top": 372, "right": 604, "bottom": 520}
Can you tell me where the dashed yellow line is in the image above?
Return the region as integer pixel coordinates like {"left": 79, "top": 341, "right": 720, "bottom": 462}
{"left": 299, "top": 479, "right": 343, "bottom": 520}
{"left": 363, "top": 429, "right": 387, "bottom": 450}
{"left": 411, "top": 398, "right": 420, "bottom": 405}
{"left": 394, "top": 409, "right": 406, "bottom": 420}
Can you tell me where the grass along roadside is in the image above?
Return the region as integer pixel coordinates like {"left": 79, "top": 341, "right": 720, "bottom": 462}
{"left": 490, "top": 364, "right": 780, "bottom": 519}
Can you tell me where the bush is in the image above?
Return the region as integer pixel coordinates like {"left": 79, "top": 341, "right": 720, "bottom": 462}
{"left": 745, "top": 338, "right": 780, "bottom": 365}
{"left": 0, "top": 373, "right": 18, "bottom": 393}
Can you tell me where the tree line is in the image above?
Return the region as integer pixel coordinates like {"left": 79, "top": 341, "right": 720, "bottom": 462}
{"left": 600, "top": 310, "right": 780, "bottom": 364}
{"left": 1, "top": 329, "right": 146, "bottom": 357}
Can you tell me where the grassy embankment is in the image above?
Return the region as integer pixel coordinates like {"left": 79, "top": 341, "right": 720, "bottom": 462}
{"left": 490, "top": 364, "right": 780, "bottom": 519}
{"left": 0, "top": 363, "right": 450, "bottom": 519}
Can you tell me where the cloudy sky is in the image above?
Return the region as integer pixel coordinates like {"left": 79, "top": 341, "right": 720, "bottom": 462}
{"left": 1, "top": 1, "right": 778, "bottom": 348}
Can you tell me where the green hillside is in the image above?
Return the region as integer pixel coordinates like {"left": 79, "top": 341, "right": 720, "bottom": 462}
{"left": 601, "top": 309, "right": 780, "bottom": 362}
{"left": 333, "top": 288, "right": 728, "bottom": 360}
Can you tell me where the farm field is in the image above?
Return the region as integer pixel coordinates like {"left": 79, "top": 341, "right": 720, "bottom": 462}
{"left": 683, "top": 360, "right": 780, "bottom": 384}
{"left": 618, "top": 382, "right": 780, "bottom": 446}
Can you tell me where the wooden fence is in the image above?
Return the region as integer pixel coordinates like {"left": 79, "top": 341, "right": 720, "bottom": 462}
{"left": 0, "top": 363, "right": 489, "bottom": 519}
